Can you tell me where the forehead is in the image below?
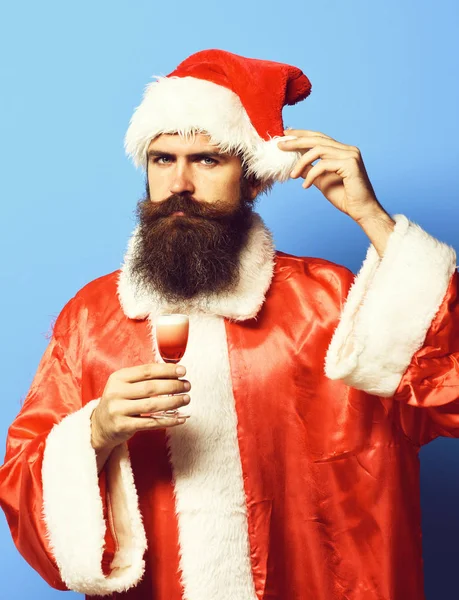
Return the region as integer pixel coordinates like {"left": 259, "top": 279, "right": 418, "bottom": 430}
{"left": 147, "top": 133, "right": 222, "bottom": 154}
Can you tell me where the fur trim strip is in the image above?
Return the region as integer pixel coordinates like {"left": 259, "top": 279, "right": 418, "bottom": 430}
{"left": 42, "top": 399, "right": 147, "bottom": 595}
{"left": 160, "top": 313, "right": 257, "bottom": 599}
{"left": 324, "top": 214, "right": 457, "bottom": 396}
{"left": 124, "top": 76, "right": 299, "bottom": 184}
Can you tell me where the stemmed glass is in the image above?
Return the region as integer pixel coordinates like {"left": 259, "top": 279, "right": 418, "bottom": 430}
{"left": 151, "top": 314, "right": 190, "bottom": 419}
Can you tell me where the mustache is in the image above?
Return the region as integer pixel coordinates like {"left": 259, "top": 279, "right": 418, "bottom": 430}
{"left": 144, "top": 194, "right": 234, "bottom": 221}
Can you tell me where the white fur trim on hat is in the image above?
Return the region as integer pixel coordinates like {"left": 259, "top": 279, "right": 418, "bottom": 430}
{"left": 124, "top": 76, "right": 299, "bottom": 184}
{"left": 324, "top": 214, "right": 457, "bottom": 396}
{"left": 42, "top": 399, "right": 147, "bottom": 595}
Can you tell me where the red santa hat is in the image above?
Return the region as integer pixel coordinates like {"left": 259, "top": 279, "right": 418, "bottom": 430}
{"left": 124, "top": 49, "right": 312, "bottom": 185}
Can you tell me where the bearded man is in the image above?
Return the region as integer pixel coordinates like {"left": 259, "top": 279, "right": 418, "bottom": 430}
{"left": 1, "top": 49, "right": 459, "bottom": 600}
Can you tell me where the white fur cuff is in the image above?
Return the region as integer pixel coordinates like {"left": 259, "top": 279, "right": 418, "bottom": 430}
{"left": 42, "top": 399, "right": 147, "bottom": 595}
{"left": 324, "top": 214, "right": 457, "bottom": 396}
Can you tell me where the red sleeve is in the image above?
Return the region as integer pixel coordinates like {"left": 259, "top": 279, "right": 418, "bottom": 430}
{"left": 393, "top": 270, "right": 459, "bottom": 446}
{"left": 324, "top": 215, "right": 459, "bottom": 446}
{"left": 0, "top": 297, "right": 115, "bottom": 588}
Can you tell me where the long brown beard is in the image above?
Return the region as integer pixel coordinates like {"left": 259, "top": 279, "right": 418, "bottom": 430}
{"left": 131, "top": 180, "right": 256, "bottom": 303}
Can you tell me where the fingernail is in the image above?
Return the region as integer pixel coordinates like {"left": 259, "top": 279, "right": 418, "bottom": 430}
{"left": 183, "top": 395, "right": 190, "bottom": 402}
{"left": 176, "top": 366, "right": 186, "bottom": 376}
{"left": 184, "top": 381, "right": 191, "bottom": 391}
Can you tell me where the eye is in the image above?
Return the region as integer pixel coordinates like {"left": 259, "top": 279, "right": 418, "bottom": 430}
{"left": 200, "top": 157, "right": 218, "bottom": 166}
{"left": 155, "top": 156, "right": 172, "bottom": 165}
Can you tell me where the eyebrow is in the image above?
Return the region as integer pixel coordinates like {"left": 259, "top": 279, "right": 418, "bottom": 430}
{"left": 147, "top": 150, "right": 228, "bottom": 161}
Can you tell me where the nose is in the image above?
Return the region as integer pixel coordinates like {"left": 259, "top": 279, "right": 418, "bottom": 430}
{"left": 169, "top": 161, "right": 195, "bottom": 195}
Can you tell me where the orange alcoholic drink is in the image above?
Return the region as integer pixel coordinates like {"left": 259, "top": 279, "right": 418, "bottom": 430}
{"left": 156, "top": 314, "right": 189, "bottom": 363}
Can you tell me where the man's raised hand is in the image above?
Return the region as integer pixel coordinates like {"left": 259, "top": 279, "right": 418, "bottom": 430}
{"left": 277, "top": 129, "right": 385, "bottom": 225}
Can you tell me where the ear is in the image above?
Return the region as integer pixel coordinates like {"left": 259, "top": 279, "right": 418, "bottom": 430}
{"left": 245, "top": 174, "right": 264, "bottom": 199}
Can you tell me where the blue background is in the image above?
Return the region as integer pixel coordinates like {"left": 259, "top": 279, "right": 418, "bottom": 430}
{"left": 1, "top": 0, "right": 458, "bottom": 598}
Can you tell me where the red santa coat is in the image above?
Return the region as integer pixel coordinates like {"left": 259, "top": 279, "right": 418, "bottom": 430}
{"left": 1, "top": 213, "right": 459, "bottom": 600}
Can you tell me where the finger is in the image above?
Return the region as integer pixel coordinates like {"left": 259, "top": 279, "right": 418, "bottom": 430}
{"left": 124, "top": 393, "right": 191, "bottom": 416}
{"left": 302, "top": 159, "right": 345, "bottom": 188}
{"left": 278, "top": 137, "right": 348, "bottom": 153}
{"left": 283, "top": 134, "right": 360, "bottom": 157}
{"left": 130, "top": 414, "right": 189, "bottom": 431}
{"left": 291, "top": 147, "right": 352, "bottom": 178}
{"left": 114, "top": 363, "right": 186, "bottom": 384}
{"left": 284, "top": 129, "right": 336, "bottom": 141}
{"left": 114, "top": 378, "right": 191, "bottom": 401}
{"left": 292, "top": 163, "right": 314, "bottom": 181}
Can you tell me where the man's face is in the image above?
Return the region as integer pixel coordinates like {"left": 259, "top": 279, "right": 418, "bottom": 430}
{"left": 146, "top": 133, "right": 257, "bottom": 210}
{"left": 131, "top": 133, "right": 260, "bottom": 303}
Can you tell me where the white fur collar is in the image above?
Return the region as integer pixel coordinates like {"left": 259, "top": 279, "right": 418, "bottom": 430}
{"left": 117, "top": 212, "right": 276, "bottom": 321}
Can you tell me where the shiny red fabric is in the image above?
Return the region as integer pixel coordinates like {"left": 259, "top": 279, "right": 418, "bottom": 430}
{"left": 1, "top": 252, "right": 459, "bottom": 600}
